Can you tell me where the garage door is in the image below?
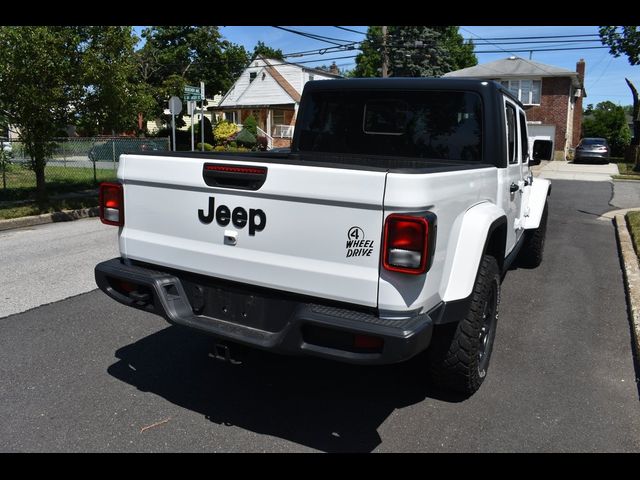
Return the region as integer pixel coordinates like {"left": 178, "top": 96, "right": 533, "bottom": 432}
{"left": 528, "top": 124, "right": 555, "bottom": 156}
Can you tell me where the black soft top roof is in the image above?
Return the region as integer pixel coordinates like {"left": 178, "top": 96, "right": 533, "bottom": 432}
{"left": 303, "top": 77, "right": 523, "bottom": 107}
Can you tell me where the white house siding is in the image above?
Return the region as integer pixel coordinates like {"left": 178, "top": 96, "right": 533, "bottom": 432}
{"left": 234, "top": 68, "right": 293, "bottom": 106}
{"left": 219, "top": 57, "right": 340, "bottom": 115}
{"left": 275, "top": 65, "right": 335, "bottom": 96}
{"left": 220, "top": 59, "right": 266, "bottom": 107}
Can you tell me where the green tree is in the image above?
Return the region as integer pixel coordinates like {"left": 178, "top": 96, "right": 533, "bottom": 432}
{"left": 582, "top": 101, "right": 632, "bottom": 156}
{"left": 388, "top": 26, "right": 452, "bottom": 77}
{"left": 252, "top": 41, "right": 284, "bottom": 60}
{"left": 0, "top": 27, "right": 86, "bottom": 202}
{"left": 243, "top": 114, "right": 258, "bottom": 136}
{"left": 353, "top": 26, "right": 476, "bottom": 77}
{"left": 599, "top": 26, "right": 640, "bottom": 65}
{"left": 353, "top": 26, "right": 383, "bottom": 77}
{"left": 432, "top": 26, "right": 477, "bottom": 71}
{"left": 78, "top": 26, "right": 154, "bottom": 136}
{"left": 138, "top": 26, "right": 250, "bottom": 127}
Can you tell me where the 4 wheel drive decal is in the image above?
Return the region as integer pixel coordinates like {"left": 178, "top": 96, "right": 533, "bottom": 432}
{"left": 198, "top": 196, "right": 266, "bottom": 235}
{"left": 346, "top": 226, "right": 374, "bottom": 257}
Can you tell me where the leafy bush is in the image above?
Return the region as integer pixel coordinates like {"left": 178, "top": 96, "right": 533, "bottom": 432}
{"left": 196, "top": 142, "right": 214, "bottom": 151}
{"left": 213, "top": 120, "right": 237, "bottom": 145}
{"left": 235, "top": 128, "right": 257, "bottom": 148}
{"left": 213, "top": 145, "right": 251, "bottom": 153}
{"left": 243, "top": 114, "right": 258, "bottom": 136}
{"left": 256, "top": 136, "right": 268, "bottom": 151}
{"left": 194, "top": 116, "right": 215, "bottom": 145}
{"left": 155, "top": 127, "right": 191, "bottom": 151}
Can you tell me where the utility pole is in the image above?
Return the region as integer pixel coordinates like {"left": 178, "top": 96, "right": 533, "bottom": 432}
{"left": 381, "top": 26, "right": 389, "bottom": 78}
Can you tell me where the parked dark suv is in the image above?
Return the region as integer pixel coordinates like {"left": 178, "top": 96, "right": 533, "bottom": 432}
{"left": 574, "top": 138, "right": 610, "bottom": 164}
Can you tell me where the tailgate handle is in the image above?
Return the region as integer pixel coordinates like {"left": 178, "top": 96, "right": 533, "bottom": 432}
{"left": 203, "top": 163, "right": 267, "bottom": 191}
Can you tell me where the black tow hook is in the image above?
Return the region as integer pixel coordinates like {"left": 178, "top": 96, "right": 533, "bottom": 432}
{"left": 209, "top": 343, "right": 243, "bottom": 365}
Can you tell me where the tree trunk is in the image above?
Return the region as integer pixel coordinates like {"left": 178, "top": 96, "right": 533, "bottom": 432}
{"left": 34, "top": 154, "right": 47, "bottom": 205}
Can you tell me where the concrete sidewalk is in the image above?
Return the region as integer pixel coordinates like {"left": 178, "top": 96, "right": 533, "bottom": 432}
{"left": 532, "top": 160, "right": 618, "bottom": 182}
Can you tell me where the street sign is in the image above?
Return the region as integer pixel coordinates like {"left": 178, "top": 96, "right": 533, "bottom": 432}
{"left": 168, "top": 96, "right": 182, "bottom": 115}
{"left": 168, "top": 96, "right": 182, "bottom": 152}
{"left": 184, "top": 85, "right": 203, "bottom": 101}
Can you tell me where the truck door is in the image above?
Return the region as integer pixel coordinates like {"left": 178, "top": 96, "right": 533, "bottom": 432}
{"left": 503, "top": 98, "right": 525, "bottom": 253}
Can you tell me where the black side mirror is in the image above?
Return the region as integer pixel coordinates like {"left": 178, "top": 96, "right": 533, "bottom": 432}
{"left": 530, "top": 139, "right": 553, "bottom": 165}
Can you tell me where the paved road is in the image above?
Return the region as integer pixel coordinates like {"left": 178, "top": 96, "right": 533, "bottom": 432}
{"left": 0, "top": 218, "right": 118, "bottom": 318}
{"left": 0, "top": 181, "right": 639, "bottom": 452}
{"left": 536, "top": 160, "right": 618, "bottom": 182}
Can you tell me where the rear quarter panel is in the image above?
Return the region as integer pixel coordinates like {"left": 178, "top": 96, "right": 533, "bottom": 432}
{"left": 379, "top": 167, "right": 499, "bottom": 314}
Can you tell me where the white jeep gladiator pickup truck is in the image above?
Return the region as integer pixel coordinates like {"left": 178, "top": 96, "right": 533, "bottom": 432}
{"left": 95, "top": 78, "right": 552, "bottom": 396}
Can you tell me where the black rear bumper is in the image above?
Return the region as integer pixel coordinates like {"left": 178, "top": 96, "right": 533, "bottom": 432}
{"left": 95, "top": 258, "right": 434, "bottom": 365}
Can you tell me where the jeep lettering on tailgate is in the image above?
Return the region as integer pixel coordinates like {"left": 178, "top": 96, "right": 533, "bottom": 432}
{"left": 198, "top": 196, "right": 266, "bottom": 235}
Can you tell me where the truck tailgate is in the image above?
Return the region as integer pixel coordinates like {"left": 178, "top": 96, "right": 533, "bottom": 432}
{"left": 119, "top": 154, "right": 387, "bottom": 307}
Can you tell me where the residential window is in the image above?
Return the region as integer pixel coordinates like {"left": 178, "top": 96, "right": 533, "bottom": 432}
{"left": 500, "top": 79, "right": 541, "bottom": 105}
{"left": 249, "top": 72, "right": 257, "bottom": 83}
{"left": 224, "top": 111, "right": 237, "bottom": 123}
{"left": 273, "top": 110, "right": 286, "bottom": 125}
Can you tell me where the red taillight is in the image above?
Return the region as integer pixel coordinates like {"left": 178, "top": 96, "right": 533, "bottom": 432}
{"left": 99, "top": 182, "right": 124, "bottom": 226}
{"left": 382, "top": 214, "right": 435, "bottom": 275}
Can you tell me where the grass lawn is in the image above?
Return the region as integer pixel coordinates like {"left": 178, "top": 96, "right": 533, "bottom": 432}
{"left": 0, "top": 195, "right": 99, "bottom": 220}
{"left": 626, "top": 211, "right": 640, "bottom": 257}
{"left": 614, "top": 162, "right": 640, "bottom": 180}
{"left": 0, "top": 163, "right": 116, "bottom": 201}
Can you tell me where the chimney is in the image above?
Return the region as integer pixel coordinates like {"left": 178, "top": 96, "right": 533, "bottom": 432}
{"left": 329, "top": 62, "right": 339, "bottom": 75}
{"left": 576, "top": 58, "right": 585, "bottom": 82}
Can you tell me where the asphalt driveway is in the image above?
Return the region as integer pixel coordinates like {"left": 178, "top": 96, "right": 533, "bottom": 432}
{"left": 0, "top": 180, "right": 638, "bottom": 452}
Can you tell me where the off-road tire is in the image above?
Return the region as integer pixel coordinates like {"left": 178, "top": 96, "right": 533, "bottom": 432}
{"left": 428, "top": 255, "right": 500, "bottom": 397}
{"left": 518, "top": 200, "right": 548, "bottom": 268}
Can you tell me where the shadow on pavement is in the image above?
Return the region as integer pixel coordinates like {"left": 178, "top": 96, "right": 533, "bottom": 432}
{"left": 107, "top": 325, "right": 465, "bottom": 452}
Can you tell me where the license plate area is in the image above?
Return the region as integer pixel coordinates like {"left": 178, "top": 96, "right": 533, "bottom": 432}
{"left": 181, "top": 279, "right": 296, "bottom": 332}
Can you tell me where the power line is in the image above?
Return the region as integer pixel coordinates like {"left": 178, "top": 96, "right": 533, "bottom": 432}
{"left": 282, "top": 41, "right": 361, "bottom": 58}
{"left": 471, "top": 39, "right": 602, "bottom": 45}
{"left": 474, "top": 45, "right": 609, "bottom": 53}
{"left": 464, "top": 33, "right": 600, "bottom": 41}
{"left": 272, "top": 26, "right": 355, "bottom": 46}
{"left": 461, "top": 27, "right": 581, "bottom": 77}
{"left": 333, "top": 26, "right": 367, "bottom": 35}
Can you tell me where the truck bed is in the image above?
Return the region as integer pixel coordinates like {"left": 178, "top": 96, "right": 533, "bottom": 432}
{"left": 136, "top": 150, "right": 493, "bottom": 174}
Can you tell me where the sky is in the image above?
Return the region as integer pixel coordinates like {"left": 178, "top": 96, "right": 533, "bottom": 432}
{"left": 215, "top": 26, "right": 638, "bottom": 107}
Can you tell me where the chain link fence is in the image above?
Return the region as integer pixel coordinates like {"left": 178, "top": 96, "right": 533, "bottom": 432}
{"left": 0, "top": 137, "right": 169, "bottom": 202}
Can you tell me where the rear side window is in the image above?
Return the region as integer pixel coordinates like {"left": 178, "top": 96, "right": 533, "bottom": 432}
{"left": 297, "top": 90, "right": 483, "bottom": 162}
{"left": 519, "top": 111, "right": 528, "bottom": 163}
{"left": 505, "top": 102, "right": 517, "bottom": 164}
{"left": 581, "top": 138, "right": 608, "bottom": 146}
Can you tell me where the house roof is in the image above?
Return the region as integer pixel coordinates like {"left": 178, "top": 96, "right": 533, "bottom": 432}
{"left": 263, "top": 58, "right": 301, "bottom": 102}
{"left": 444, "top": 56, "right": 583, "bottom": 88}
{"left": 217, "top": 56, "right": 341, "bottom": 109}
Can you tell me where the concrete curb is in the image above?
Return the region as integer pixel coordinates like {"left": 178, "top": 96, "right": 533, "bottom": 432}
{"left": 0, "top": 207, "right": 100, "bottom": 232}
{"left": 614, "top": 213, "right": 640, "bottom": 371}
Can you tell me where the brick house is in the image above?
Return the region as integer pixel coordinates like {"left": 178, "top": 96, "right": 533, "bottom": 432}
{"left": 215, "top": 56, "right": 342, "bottom": 149}
{"left": 444, "top": 57, "right": 586, "bottom": 160}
